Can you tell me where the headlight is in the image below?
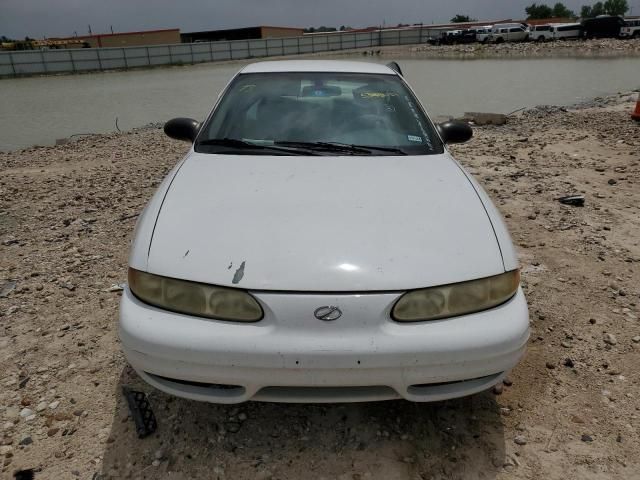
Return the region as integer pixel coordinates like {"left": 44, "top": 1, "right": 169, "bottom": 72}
{"left": 392, "top": 270, "right": 520, "bottom": 322}
{"left": 128, "top": 268, "right": 263, "bottom": 322}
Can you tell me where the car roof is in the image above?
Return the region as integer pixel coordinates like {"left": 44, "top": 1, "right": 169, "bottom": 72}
{"left": 240, "top": 60, "right": 396, "bottom": 75}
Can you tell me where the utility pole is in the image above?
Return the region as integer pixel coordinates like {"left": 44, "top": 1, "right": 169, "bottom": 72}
{"left": 110, "top": 25, "right": 114, "bottom": 34}
{"left": 88, "top": 24, "right": 92, "bottom": 35}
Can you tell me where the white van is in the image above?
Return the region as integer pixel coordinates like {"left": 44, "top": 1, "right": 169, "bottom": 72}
{"left": 551, "top": 23, "right": 583, "bottom": 40}
{"left": 489, "top": 23, "right": 530, "bottom": 43}
{"left": 475, "top": 25, "right": 494, "bottom": 43}
{"left": 530, "top": 24, "right": 554, "bottom": 41}
{"left": 620, "top": 18, "right": 640, "bottom": 37}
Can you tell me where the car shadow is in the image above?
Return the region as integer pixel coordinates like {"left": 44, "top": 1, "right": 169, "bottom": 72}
{"left": 99, "top": 366, "right": 506, "bottom": 480}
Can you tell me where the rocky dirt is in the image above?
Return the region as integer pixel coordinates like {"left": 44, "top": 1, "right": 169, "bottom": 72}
{"left": 1, "top": 92, "right": 640, "bottom": 480}
{"left": 365, "top": 37, "right": 640, "bottom": 59}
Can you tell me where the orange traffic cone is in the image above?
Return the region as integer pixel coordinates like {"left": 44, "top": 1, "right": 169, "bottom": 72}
{"left": 632, "top": 94, "right": 640, "bottom": 121}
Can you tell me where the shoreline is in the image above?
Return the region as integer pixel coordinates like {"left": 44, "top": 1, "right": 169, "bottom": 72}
{"left": 1, "top": 89, "right": 637, "bottom": 156}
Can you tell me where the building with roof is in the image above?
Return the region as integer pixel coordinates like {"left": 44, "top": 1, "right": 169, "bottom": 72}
{"left": 181, "top": 26, "right": 304, "bottom": 43}
{"left": 54, "top": 28, "right": 181, "bottom": 48}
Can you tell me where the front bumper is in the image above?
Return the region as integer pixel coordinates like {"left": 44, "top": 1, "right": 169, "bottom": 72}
{"left": 119, "top": 287, "right": 529, "bottom": 403}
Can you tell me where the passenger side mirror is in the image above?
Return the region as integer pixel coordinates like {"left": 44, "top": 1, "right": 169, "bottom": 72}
{"left": 437, "top": 121, "right": 473, "bottom": 144}
{"left": 164, "top": 117, "right": 200, "bottom": 143}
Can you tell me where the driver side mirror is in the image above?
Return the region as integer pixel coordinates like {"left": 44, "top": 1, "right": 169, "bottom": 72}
{"left": 164, "top": 117, "right": 200, "bottom": 143}
{"left": 437, "top": 121, "right": 473, "bottom": 144}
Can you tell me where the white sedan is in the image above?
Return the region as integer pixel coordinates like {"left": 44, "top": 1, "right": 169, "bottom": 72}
{"left": 119, "top": 60, "right": 529, "bottom": 404}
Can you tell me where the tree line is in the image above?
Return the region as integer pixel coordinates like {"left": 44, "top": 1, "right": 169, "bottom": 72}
{"left": 524, "top": 0, "right": 628, "bottom": 19}
{"left": 451, "top": 0, "right": 628, "bottom": 23}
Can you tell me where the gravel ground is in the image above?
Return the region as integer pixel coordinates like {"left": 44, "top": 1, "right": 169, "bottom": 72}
{"left": 356, "top": 37, "right": 640, "bottom": 58}
{"left": 1, "top": 92, "right": 640, "bottom": 480}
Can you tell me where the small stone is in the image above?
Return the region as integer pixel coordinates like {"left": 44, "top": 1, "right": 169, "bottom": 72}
{"left": 19, "top": 408, "right": 34, "bottom": 419}
{"left": 47, "top": 428, "right": 59, "bottom": 437}
{"left": 60, "top": 282, "right": 76, "bottom": 291}
{"left": 545, "top": 361, "right": 556, "bottom": 369}
{"left": 36, "top": 402, "right": 47, "bottom": 412}
{"left": 581, "top": 434, "right": 593, "bottom": 442}
{"left": 632, "top": 336, "right": 640, "bottom": 344}
{"left": 48, "top": 401, "right": 60, "bottom": 410}
{"left": 563, "top": 358, "right": 575, "bottom": 368}
{"left": 607, "top": 179, "right": 617, "bottom": 185}
{"left": 503, "top": 377, "right": 513, "bottom": 386}
{"left": 561, "top": 341, "right": 571, "bottom": 348}
{"left": 152, "top": 459, "right": 160, "bottom": 467}
{"left": 514, "top": 435, "right": 527, "bottom": 445}
{"left": 154, "top": 449, "right": 164, "bottom": 460}
{"left": 18, "top": 436, "right": 32, "bottom": 446}
{"left": 225, "top": 422, "right": 241, "bottom": 433}
{"left": 238, "top": 413, "right": 247, "bottom": 422}
{"left": 254, "top": 470, "right": 273, "bottom": 480}
{"left": 603, "top": 333, "right": 617, "bottom": 345}
{"left": 213, "top": 466, "right": 225, "bottom": 476}
{"left": 492, "top": 384, "right": 503, "bottom": 395}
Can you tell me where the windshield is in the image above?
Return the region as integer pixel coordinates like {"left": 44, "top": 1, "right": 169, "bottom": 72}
{"left": 195, "top": 72, "right": 443, "bottom": 156}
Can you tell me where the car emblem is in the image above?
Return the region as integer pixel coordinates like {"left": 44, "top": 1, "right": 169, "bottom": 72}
{"left": 314, "top": 306, "right": 342, "bottom": 321}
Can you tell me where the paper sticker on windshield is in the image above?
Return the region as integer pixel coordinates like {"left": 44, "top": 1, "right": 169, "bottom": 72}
{"left": 356, "top": 91, "right": 398, "bottom": 100}
{"left": 407, "top": 135, "right": 423, "bottom": 143}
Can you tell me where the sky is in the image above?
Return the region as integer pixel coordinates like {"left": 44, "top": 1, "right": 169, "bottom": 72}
{"left": 0, "top": 0, "right": 632, "bottom": 39}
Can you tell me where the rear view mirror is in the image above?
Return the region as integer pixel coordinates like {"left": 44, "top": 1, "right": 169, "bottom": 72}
{"left": 164, "top": 117, "right": 200, "bottom": 143}
{"left": 437, "top": 121, "right": 473, "bottom": 144}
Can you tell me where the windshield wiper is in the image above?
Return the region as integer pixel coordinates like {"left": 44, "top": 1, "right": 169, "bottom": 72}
{"left": 275, "top": 141, "right": 407, "bottom": 155}
{"left": 197, "top": 138, "right": 318, "bottom": 155}
{"left": 349, "top": 144, "right": 408, "bottom": 155}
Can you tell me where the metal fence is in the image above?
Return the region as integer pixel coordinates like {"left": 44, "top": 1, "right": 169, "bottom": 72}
{"left": 0, "top": 27, "right": 440, "bottom": 78}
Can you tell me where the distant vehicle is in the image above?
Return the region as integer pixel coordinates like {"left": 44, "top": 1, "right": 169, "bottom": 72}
{"left": 447, "top": 29, "right": 478, "bottom": 44}
{"left": 474, "top": 25, "right": 494, "bottom": 43}
{"left": 620, "top": 18, "right": 640, "bottom": 38}
{"left": 460, "top": 28, "right": 482, "bottom": 43}
{"left": 488, "top": 23, "right": 530, "bottom": 43}
{"left": 530, "top": 24, "right": 554, "bottom": 41}
{"left": 441, "top": 29, "right": 463, "bottom": 44}
{"left": 551, "top": 23, "right": 583, "bottom": 40}
{"left": 581, "top": 15, "right": 625, "bottom": 38}
{"left": 431, "top": 29, "right": 476, "bottom": 45}
{"left": 427, "top": 30, "right": 457, "bottom": 45}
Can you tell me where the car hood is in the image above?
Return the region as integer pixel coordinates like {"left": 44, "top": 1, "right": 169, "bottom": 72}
{"left": 147, "top": 152, "right": 504, "bottom": 291}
